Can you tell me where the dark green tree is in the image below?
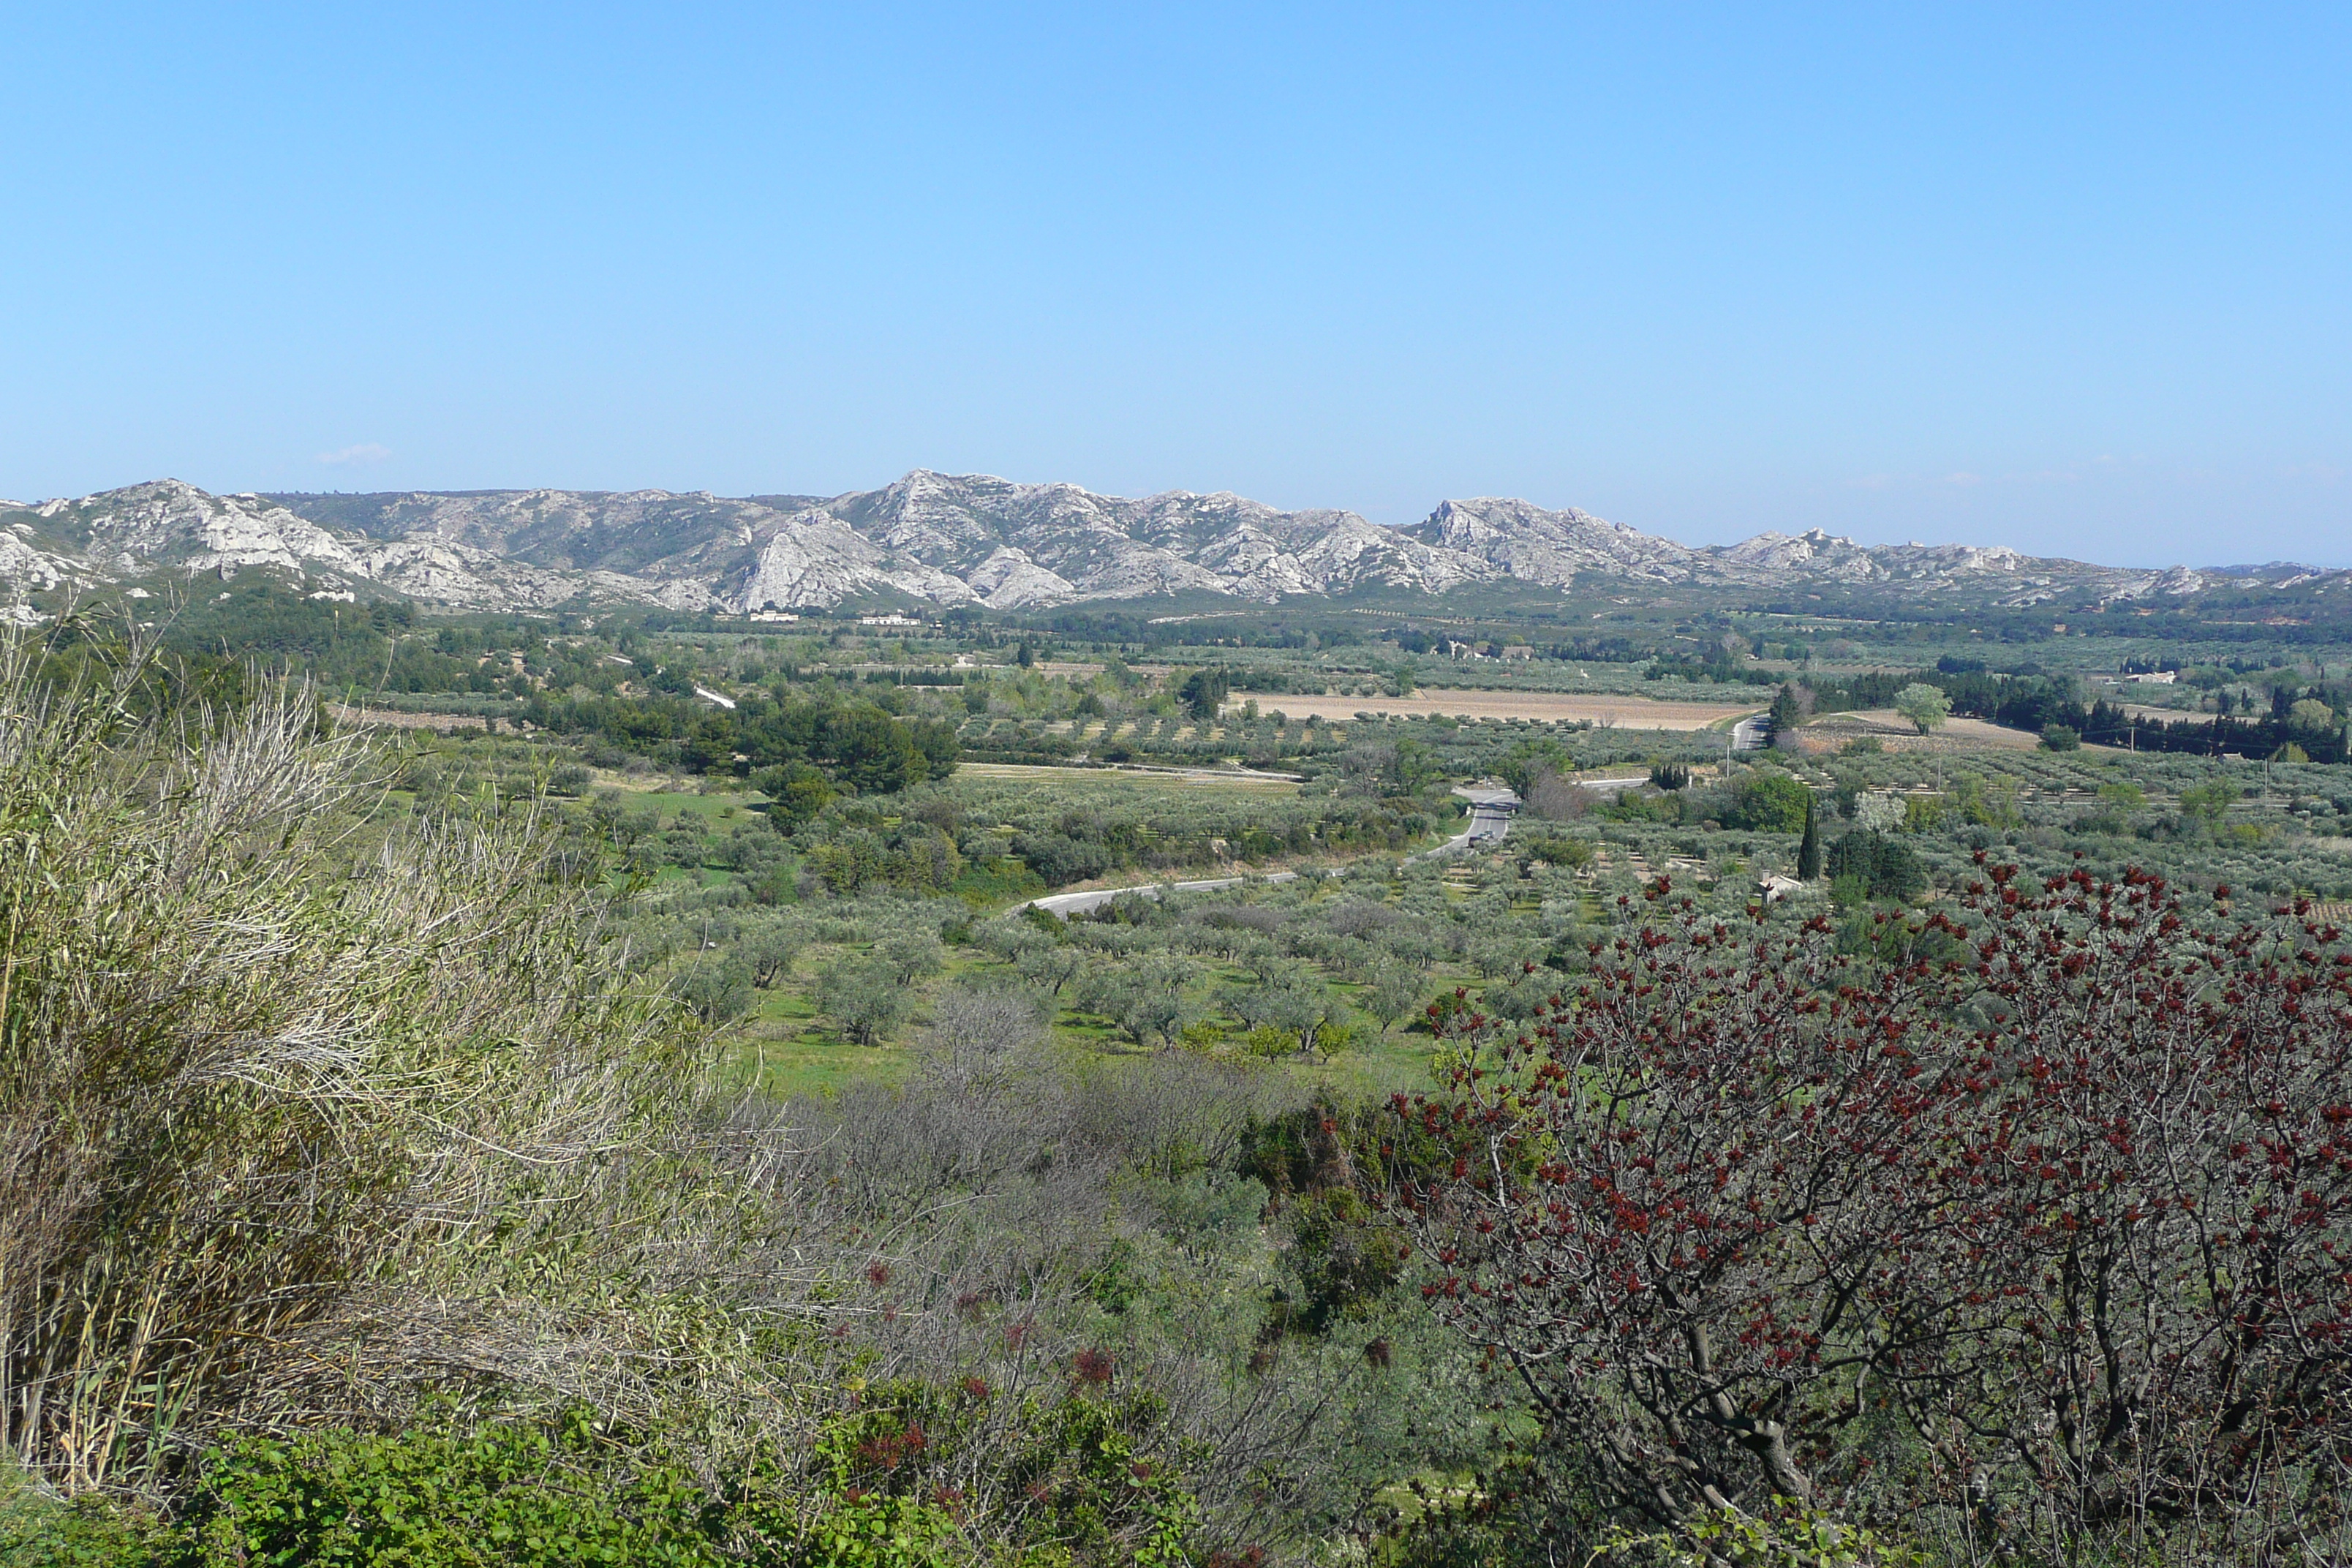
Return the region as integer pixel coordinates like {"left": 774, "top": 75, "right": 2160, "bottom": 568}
{"left": 755, "top": 761, "right": 835, "bottom": 832}
{"left": 1177, "top": 667, "right": 1229, "bottom": 722}
{"left": 1797, "top": 793, "right": 1822, "bottom": 881}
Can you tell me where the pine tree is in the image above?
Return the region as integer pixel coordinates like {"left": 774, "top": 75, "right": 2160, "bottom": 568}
{"left": 1768, "top": 682, "right": 1803, "bottom": 738}
{"left": 1797, "top": 793, "right": 1822, "bottom": 881}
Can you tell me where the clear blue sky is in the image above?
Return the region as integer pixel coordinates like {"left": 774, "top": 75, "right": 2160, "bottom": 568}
{"left": 3, "top": 4, "right": 2346, "bottom": 565}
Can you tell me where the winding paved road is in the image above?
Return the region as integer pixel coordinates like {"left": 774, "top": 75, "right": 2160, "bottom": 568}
{"left": 1014, "top": 783, "right": 1523, "bottom": 916}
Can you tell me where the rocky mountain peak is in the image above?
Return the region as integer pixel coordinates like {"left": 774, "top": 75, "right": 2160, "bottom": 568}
{"left": 0, "top": 470, "right": 2297, "bottom": 614}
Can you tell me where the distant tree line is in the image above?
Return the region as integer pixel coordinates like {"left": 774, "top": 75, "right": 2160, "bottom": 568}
{"left": 1798, "top": 666, "right": 2349, "bottom": 761}
{"left": 524, "top": 685, "right": 960, "bottom": 794}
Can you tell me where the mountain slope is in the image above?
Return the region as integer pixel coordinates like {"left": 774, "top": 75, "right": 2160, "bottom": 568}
{"left": 0, "top": 471, "right": 2325, "bottom": 614}
{"left": 1406, "top": 497, "right": 1706, "bottom": 585}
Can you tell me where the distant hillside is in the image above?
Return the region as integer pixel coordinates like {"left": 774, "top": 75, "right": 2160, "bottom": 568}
{"left": 0, "top": 470, "right": 2337, "bottom": 615}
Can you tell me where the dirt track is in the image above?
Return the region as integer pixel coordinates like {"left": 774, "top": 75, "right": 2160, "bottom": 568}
{"left": 1222, "top": 688, "right": 1757, "bottom": 728}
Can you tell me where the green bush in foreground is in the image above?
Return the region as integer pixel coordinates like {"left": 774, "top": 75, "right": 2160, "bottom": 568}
{"left": 4, "top": 1382, "right": 1202, "bottom": 1567}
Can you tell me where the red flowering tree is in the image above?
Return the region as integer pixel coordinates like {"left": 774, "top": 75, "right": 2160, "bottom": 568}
{"left": 1378, "top": 864, "right": 2352, "bottom": 1554}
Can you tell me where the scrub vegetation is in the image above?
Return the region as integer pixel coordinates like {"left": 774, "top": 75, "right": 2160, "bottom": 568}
{"left": 9, "top": 591, "right": 2352, "bottom": 1566}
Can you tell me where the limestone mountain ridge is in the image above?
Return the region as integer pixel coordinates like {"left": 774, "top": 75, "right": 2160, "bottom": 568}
{"left": 0, "top": 471, "right": 2318, "bottom": 614}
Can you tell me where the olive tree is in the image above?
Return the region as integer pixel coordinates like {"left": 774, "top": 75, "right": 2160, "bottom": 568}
{"left": 1893, "top": 682, "right": 1951, "bottom": 734}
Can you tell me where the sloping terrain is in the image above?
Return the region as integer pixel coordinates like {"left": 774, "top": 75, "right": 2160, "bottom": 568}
{"left": 0, "top": 470, "right": 2337, "bottom": 615}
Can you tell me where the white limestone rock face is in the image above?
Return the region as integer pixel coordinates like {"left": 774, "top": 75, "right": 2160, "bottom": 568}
{"left": 0, "top": 529, "right": 76, "bottom": 592}
{"left": 48, "top": 480, "right": 362, "bottom": 577}
{"left": 965, "top": 548, "right": 1077, "bottom": 609}
{"left": 6, "top": 471, "right": 2293, "bottom": 615}
{"left": 826, "top": 471, "right": 1228, "bottom": 600}
{"left": 2102, "top": 565, "right": 2209, "bottom": 602}
{"left": 732, "top": 513, "right": 976, "bottom": 611}
{"left": 1149, "top": 494, "right": 1491, "bottom": 600}
{"left": 1405, "top": 497, "right": 1708, "bottom": 586}
{"left": 1714, "top": 528, "right": 1888, "bottom": 582}
{"left": 353, "top": 538, "right": 675, "bottom": 611}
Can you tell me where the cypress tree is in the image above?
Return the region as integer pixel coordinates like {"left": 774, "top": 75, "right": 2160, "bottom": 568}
{"left": 1797, "top": 794, "right": 1822, "bottom": 881}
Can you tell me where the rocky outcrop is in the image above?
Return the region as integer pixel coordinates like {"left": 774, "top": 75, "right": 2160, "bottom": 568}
{"left": 0, "top": 472, "right": 2312, "bottom": 614}
{"left": 965, "top": 548, "right": 1078, "bottom": 609}
{"left": 1404, "top": 497, "right": 1707, "bottom": 586}
{"left": 734, "top": 513, "right": 976, "bottom": 611}
{"left": 37, "top": 480, "right": 362, "bottom": 578}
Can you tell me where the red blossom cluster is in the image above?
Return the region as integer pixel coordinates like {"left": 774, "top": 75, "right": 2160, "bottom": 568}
{"left": 1379, "top": 863, "right": 2352, "bottom": 1546}
{"left": 852, "top": 1421, "right": 927, "bottom": 1474}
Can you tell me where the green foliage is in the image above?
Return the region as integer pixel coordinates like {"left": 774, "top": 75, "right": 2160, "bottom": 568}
{"left": 1823, "top": 831, "right": 1924, "bottom": 900}
{"left": 816, "top": 956, "right": 913, "bottom": 1045}
{"left": 1243, "top": 1023, "right": 1292, "bottom": 1060}
{"left": 535, "top": 685, "right": 957, "bottom": 796}
{"left": 1723, "top": 771, "right": 1812, "bottom": 834}
{"left": 184, "top": 1413, "right": 734, "bottom": 1568}
{"left": 1284, "top": 1188, "right": 1408, "bottom": 1331}
{"left": 741, "top": 924, "right": 802, "bottom": 988}
{"left": 1363, "top": 961, "right": 1429, "bottom": 1033}
{"left": 1893, "top": 682, "right": 1950, "bottom": 734}
{"left": 0, "top": 1465, "right": 178, "bottom": 1568}
{"left": 1599, "top": 1501, "right": 1927, "bottom": 1568}
{"left": 2095, "top": 779, "right": 2146, "bottom": 815}
{"left": 2040, "top": 723, "right": 2080, "bottom": 750}
{"left": 1084, "top": 952, "right": 1196, "bottom": 1049}
{"left": 1950, "top": 772, "right": 2019, "bottom": 828}
{"left": 803, "top": 821, "right": 965, "bottom": 897}
{"left": 1222, "top": 966, "right": 1341, "bottom": 1055}
{"left": 1512, "top": 833, "right": 1594, "bottom": 872}
{"left": 676, "top": 957, "right": 755, "bottom": 1025}
{"left": 1175, "top": 668, "right": 1228, "bottom": 722}
{"left": 2290, "top": 697, "right": 2337, "bottom": 733}
{"left": 878, "top": 930, "right": 947, "bottom": 985}
{"left": 1899, "top": 793, "right": 1947, "bottom": 833}
{"left": 755, "top": 761, "right": 836, "bottom": 830}
{"left": 807, "top": 1380, "right": 1199, "bottom": 1567}
{"left": 2179, "top": 776, "right": 2242, "bottom": 829}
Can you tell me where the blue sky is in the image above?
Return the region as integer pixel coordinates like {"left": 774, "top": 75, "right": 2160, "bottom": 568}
{"left": 2, "top": 4, "right": 2346, "bottom": 565}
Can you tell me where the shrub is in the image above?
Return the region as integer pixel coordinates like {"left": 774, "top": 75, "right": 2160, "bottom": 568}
{"left": 1382, "top": 866, "right": 2352, "bottom": 1558}
{"left": 183, "top": 1413, "right": 736, "bottom": 1568}
{"left": 676, "top": 957, "right": 755, "bottom": 1025}
{"left": 1525, "top": 769, "right": 1595, "bottom": 822}
{"left": 0, "top": 654, "right": 702, "bottom": 1496}
{"left": 816, "top": 956, "right": 911, "bottom": 1045}
{"left": 1722, "top": 771, "right": 1811, "bottom": 834}
{"left": 1823, "top": 830, "right": 1925, "bottom": 900}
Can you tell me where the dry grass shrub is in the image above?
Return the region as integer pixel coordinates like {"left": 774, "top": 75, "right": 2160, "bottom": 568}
{"left": 719, "top": 987, "right": 1433, "bottom": 1548}
{"left": 0, "top": 644, "right": 1474, "bottom": 1553}
{"left": 0, "top": 641, "right": 718, "bottom": 1495}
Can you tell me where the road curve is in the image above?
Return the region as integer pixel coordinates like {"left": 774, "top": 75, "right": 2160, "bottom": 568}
{"left": 1014, "top": 785, "right": 1520, "bottom": 916}
{"left": 1019, "top": 872, "right": 1300, "bottom": 919}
